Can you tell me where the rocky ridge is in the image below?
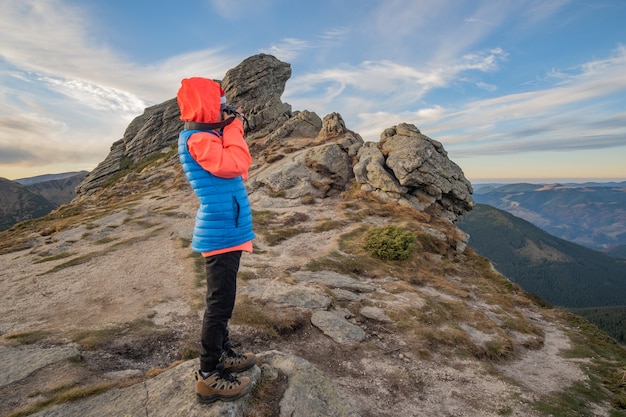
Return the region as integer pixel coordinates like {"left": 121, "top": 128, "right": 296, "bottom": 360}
{"left": 0, "top": 54, "right": 623, "bottom": 417}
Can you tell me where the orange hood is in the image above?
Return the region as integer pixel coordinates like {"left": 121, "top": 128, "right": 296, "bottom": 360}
{"left": 177, "top": 77, "right": 225, "bottom": 123}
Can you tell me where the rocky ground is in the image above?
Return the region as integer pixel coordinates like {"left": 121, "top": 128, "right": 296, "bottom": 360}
{"left": 0, "top": 161, "right": 610, "bottom": 417}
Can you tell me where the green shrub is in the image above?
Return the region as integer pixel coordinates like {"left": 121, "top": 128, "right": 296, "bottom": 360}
{"left": 364, "top": 225, "right": 416, "bottom": 261}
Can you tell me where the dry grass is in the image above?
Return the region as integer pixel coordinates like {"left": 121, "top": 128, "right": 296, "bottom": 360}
{"left": 244, "top": 366, "right": 289, "bottom": 417}
{"left": 4, "top": 329, "right": 54, "bottom": 346}
{"left": 294, "top": 197, "right": 551, "bottom": 363}
{"left": 231, "top": 295, "right": 309, "bottom": 339}
{"left": 6, "top": 381, "right": 119, "bottom": 417}
{"left": 70, "top": 318, "right": 164, "bottom": 351}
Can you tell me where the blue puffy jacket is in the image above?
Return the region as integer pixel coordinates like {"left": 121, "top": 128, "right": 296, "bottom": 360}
{"left": 178, "top": 129, "right": 255, "bottom": 253}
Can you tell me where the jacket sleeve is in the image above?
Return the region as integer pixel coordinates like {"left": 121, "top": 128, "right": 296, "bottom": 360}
{"left": 187, "top": 119, "right": 252, "bottom": 179}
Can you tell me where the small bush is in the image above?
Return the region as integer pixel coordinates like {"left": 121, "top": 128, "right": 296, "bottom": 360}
{"left": 364, "top": 225, "right": 416, "bottom": 261}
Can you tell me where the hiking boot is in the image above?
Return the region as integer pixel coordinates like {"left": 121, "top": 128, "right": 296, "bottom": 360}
{"left": 222, "top": 349, "right": 257, "bottom": 372}
{"left": 195, "top": 369, "right": 251, "bottom": 404}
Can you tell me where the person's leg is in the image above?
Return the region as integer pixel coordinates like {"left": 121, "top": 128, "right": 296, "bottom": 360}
{"left": 196, "top": 250, "right": 251, "bottom": 403}
{"left": 199, "top": 251, "right": 241, "bottom": 373}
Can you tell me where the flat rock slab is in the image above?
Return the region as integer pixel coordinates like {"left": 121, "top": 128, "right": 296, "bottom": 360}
{"left": 311, "top": 310, "right": 366, "bottom": 344}
{"left": 0, "top": 345, "right": 80, "bottom": 388}
{"left": 30, "top": 360, "right": 261, "bottom": 417}
{"left": 359, "top": 306, "right": 392, "bottom": 323}
{"left": 259, "top": 350, "right": 361, "bottom": 417}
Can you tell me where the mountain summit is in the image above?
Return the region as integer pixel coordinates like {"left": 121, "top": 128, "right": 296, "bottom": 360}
{"left": 1, "top": 55, "right": 624, "bottom": 417}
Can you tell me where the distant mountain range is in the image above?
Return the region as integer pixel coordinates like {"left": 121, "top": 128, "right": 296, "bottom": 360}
{"left": 0, "top": 171, "right": 88, "bottom": 231}
{"left": 472, "top": 182, "right": 626, "bottom": 256}
{"left": 14, "top": 171, "right": 88, "bottom": 186}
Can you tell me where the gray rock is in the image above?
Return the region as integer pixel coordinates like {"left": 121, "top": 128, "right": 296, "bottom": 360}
{"left": 354, "top": 142, "right": 407, "bottom": 194}
{"left": 264, "top": 286, "right": 331, "bottom": 309}
{"left": 317, "top": 113, "right": 364, "bottom": 158}
{"left": 222, "top": 53, "right": 292, "bottom": 136}
{"left": 30, "top": 360, "right": 261, "bottom": 417}
{"left": 359, "top": 306, "right": 393, "bottom": 323}
{"left": 311, "top": 310, "right": 366, "bottom": 344}
{"left": 332, "top": 288, "right": 363, "bottom": 302}
{"left": 266, "top": 110, "right": 322, "bottom": 142}
{"left": 258, "top": 350, "right": 361, "bottom": 417}
{"left": 354, "top": 123, "right": 474, "bottom": 221}
{"left": 27, "top": 351, "right": 361, "bottom": 417}
{"left": 251, "top": 143, "right": 353, "bottom": 199}
{"left": 0, "top": 345, "right": 80, "bottom": 388}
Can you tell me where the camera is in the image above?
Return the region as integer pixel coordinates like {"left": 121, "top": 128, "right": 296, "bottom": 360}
{"left": 222, "top": 105, "right": 241, "bottom": 116}
{"left": 222, "top": 105, "right": 251, "bottom": 134}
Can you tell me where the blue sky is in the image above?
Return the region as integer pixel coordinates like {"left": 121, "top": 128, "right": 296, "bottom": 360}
{"left": 1, "top": 0, "right": 625, "bottom": 183}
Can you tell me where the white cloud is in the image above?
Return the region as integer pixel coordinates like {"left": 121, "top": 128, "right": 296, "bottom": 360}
{"left": 284, "top": 48, "right": 508, "bottom": 134}
{"left": 40, "top": 75, "right": 147, "bottom": 114}
{"left": 262, "top": 38, "right": 313, "bottom": 62}
{"left": 424, "top": 47, "right": 626, "bottom": 157}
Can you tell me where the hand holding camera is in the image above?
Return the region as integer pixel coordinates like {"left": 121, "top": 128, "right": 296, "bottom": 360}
{"left": 222, "top": 105, "right": 244, "bottom": 120}
{"left": 222, "top": 104, "right": 250, "bottom": 134}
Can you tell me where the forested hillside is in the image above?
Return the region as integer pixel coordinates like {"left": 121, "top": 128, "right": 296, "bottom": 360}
{"left": 570, "top": 306, "right": 626, "bottom": 344}
{"left": 457, "top": 204, "right": 626, "bottom": 308}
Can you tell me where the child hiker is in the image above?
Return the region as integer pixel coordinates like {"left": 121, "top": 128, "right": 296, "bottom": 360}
{"left": 176, "top": 77, "right": 256, "bottom": 404}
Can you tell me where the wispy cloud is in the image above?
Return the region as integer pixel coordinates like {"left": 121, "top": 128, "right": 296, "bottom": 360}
{"left": 262, "top": 38, "right": 313, "bottom": 62}
{"left": 285, "top": 48, "right": 507, "bottom": 134}
{"left": 318, "top": 27, "right": 349, "bottom": 42}
{"left": 287, "top": 43, "right": 626, "bottom": 159}
{"left": 0, "top": 0, "right": 245, "bottom": 176}
{"left": 423, "top": 46, "right": 626, "bottom": 156}
{"left": 261, "top": 27, "right": 349, "bottom": 63}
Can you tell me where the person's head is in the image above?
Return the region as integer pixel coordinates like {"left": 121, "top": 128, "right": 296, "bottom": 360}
{"left": 177, "top": 77, "right": 226, "bottom": 123}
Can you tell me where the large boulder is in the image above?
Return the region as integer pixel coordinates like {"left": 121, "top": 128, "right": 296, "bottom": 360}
{"left": 354, "top": 123, "right": 474, "bottom": 221}
{"left": 222, "top": 54, "right": 293, "bottom": 137}
{"left": 250, "top": 142, "right": 354, "bottom": 203}
{"left": 248, "top": 112, "right": 362, "bottom": 205}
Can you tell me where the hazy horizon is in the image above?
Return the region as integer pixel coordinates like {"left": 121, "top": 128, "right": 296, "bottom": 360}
{"left": 4, "top": 169, "right": 624, "bottom": 187}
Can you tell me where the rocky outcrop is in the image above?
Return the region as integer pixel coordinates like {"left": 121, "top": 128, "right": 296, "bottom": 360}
{"left": 75, "top": 98, "right": 181, "bottom": 195}
{"left": 246, "top": 110, "right": 363, "bottom": 206}
{"left": 14, "top": 349, "right": 359, "bottom": 417}
{"left": 222, "top": 53, "right": 293, "bottom": 137}
{"left": 354, "top": 123, "right": 474, "bottom": 221}
{"left": 76, "top": 54, "right": 473, "bottom": 221}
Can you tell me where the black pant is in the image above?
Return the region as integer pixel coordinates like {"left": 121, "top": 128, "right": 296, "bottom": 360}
{"left": 200, "top": 250, "right": 242, "bottom": 372}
